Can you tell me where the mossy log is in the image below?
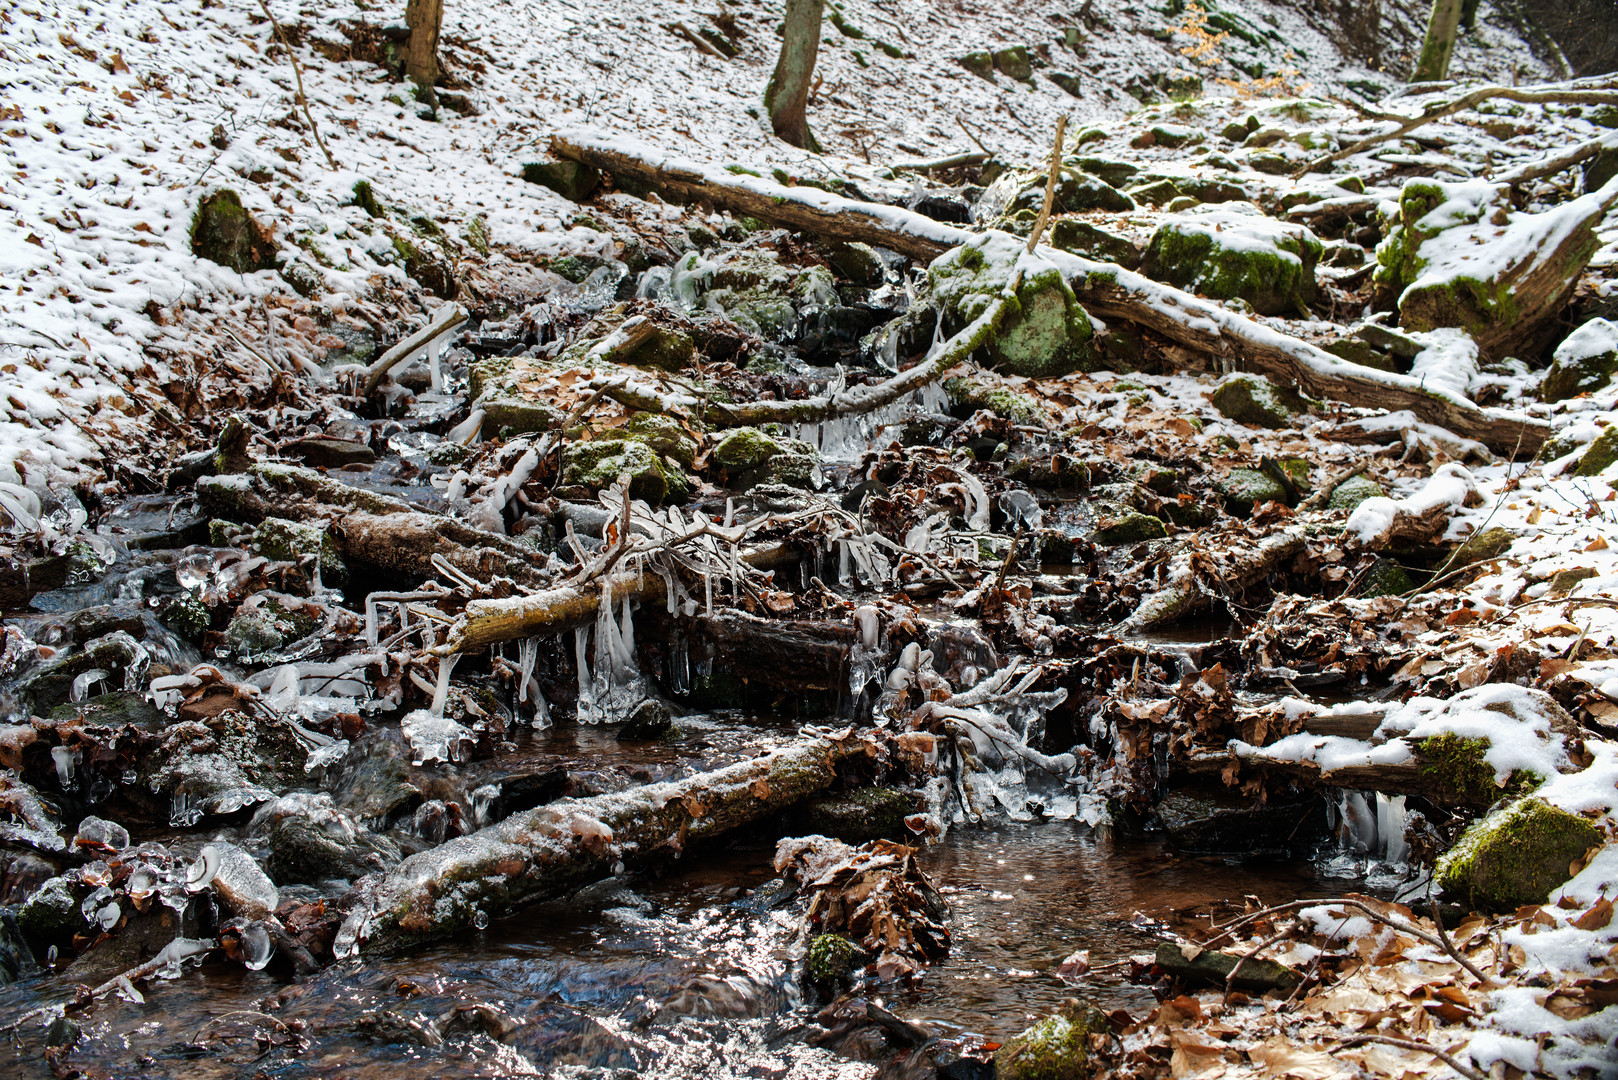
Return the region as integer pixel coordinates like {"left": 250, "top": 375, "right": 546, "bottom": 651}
{"left": 343, "top": 734, "right": 867, "bottom": 953}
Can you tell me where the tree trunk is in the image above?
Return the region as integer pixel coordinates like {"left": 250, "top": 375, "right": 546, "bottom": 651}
{"left": 1413, "top": 0, "right": 1464, "bottom": 82}
{"left": 404, "top": 0, "right": 443, "bottom": 90}
{"left": 765, "top": 0, "right": 823, "bottom": 151}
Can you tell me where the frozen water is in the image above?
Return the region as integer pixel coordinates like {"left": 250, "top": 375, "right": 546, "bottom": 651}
{"left": 400, "top": 709, "right": 477, "bottom": 766}
{"left": 74, "top": 815, "right": 130, "bottom": 851}
{"left": 238, "top": 920, "right": 275, "bottom": 971}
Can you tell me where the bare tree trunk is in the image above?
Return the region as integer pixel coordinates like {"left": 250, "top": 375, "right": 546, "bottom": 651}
{"left": 765, "top": 0, "right": 823, "bottom": 151}
{"left": 404, "top": 0, "right": 443, "bottom": 91}
{"left": 1413, "top": 0, "right": 1464, "bottom": 82}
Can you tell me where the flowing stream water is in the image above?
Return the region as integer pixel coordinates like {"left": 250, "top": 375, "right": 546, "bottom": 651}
{"left": 0, "top": 710, "right": 1377, "bottom": 1079}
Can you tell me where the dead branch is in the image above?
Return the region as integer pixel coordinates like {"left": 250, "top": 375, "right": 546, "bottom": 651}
{"left": 1495, "top": 129, "right": 1618, "bottom": 187}
{"left": 1338, "top": 1035, "right": 1487, "bottom": 1080}
{"left": 256, "top": 0, "right": 337, "bottom": 170}
{"left": 1027, "top": 114, "right": 1068, "bottom": 254}
{"left": 1295, "top": 80, "right": 1618, "bottom": 178}
{"left": 360, "top": 302, "right": 468, "bottom": 398}
{"left": 1115, "top": 522, "right": 1313, "bottom": 635}
{"left": 892, "top": 150, "right": 992, "bottom": 172}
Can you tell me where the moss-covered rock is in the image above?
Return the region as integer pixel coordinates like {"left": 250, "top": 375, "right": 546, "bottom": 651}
{"left": 992, "top": 45, "right": 1033, "bottom": 81}
{"left": 929, "top": 234, "right": 1097, "bottom": 378}
{"left": 1143, "top": 204, "right": 1322, "bottom": 315}
{"left": 1572, "top": 426, "right": 1618, "bottom": 477}
{"left": 1093, "top": 512, "right": 1168, "bottom": 545}
{"left": 672, "top": 249, "right": 834, "bottom": 343}
{"left": 1419, "top": 732, "right": 1537, "bottom": 808}
{"left": 1071, "top": 156, "right": 1139, "bottom": 189}
{"left": 1355, "top": 557, "right": 1414, "bottom": 598}
{"left": 520, "top": 160, "right": 600, "bottom": 202}
{"left": 807, "top": 933, "right": 870, "bottom": 984}
{"left": 623, "top": 413, "right": 699, "bottom": 468}
{"left": 1322, "top": 338, "right": 1401, "bottom": 373}
{"left": 1217, "top": 467, "right": 1286, "bottom": 511}
{"left": 351, "top": 179, "right": 387, "bottom": 218}
{"left": 995, "top": 998, "right": 1114, "bottom": 1080}
{"left": 390, "top": 230, "right": 457, "bottom": 299}
{"left": 1436, "top": 797, "right": 1602, "bottom": 912}
{"left": 191, "top": 189, "right": 278, "bottom": 273}
{"left": 1210, "top": 373, "right": 1308, "bottom": 428}
{"left": 1326, "top": 474, "right": 1384, "bottom": 511}
{"left": 251, "top": 516, "right": 346, "bottom": 584}
{"left": 561, "top": 439, "right": 686, "bottom": 504}
{"left": 1048, "top": 219, "right": 1140, "bottom": 269}
{"left": 827, "top": 241, "right": 886, "bottom": 285}
{"left": 710, "top": 427, "right": 819, "bottom": 490}
{"left": 1540, "top": 318, "right": 1618, "bottom": 402}
{"left": 1123, "top": 178, "right": 1181, "bottom": 206}
{"left": 944, "top": 377, "right": 1044, "bottom": 424}
{"left": 1450, "top": 525, "right": 1516, "bottom": 567}
{"left": 958, "top": 50, "right": 995, "bottom": 79}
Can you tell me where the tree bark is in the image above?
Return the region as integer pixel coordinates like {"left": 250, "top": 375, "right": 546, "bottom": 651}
{"left": 765, "top": 0, "right": 823, "bottom": 151}
{"left": 404, "top": 0, "right": 443, "bottom": 90}
{"left": 342, "top": 734, "right": 868, "bottom": 953}
{"left": 1115, "top": 522, "right": 1314, "bottom": 636}
{"left": 1413, "top": 0, "right": 1464, "bottom": 82}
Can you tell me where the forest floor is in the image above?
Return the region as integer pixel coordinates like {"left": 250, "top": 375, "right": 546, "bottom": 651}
{"left": 2, "top": 1, "right": 1617, "bottom": 1078}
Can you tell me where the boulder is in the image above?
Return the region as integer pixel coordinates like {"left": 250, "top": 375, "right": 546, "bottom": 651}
{"left": 1326, "top": 474, "right": 1384, "bottom": 511}
{"left": 191, "top": 189, "right": 278, "bottom": 273}
{"left": 1436, "top": 797, "right": 1602, "bottom": 912}
{"left": 1210, "top": 373, "right": 1308, "bottom": 429}
{"left": 1572, "top": 426, "right": 1618, "bottom": 477}
{"left": 958, "top": 51, "right": 995, "bottom": 79}
{"left": 992, "top": 46, "right": 1032, "bottom": 80}
{"left": 1153, "top": 942, "right": 1301, "bottom": 993}
{"left": 561, "top": 438, "right": 687, "bottom": 504}
{"left": 1142, "top": 204, "right": 1323, "bottom": 315}
{"left": 711, "top": 427, "right": 819, "bottom": 490}
{"left": 1048, "top": 219, "right": 1141, "bottom": 269}
{"left": 928, "top": 233, "right": 1098, "bottom": 378}
{"left": 995, "top": 998, "right": 1115, "bottom": 1080}
{"left": 1540, "top": 318, "right": 1618, "bottom": 402}
{"left": 1092, "top": 511, "right": 1167, "bottom": 545}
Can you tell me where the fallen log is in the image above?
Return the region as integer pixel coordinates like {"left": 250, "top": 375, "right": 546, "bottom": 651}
{"left": 197, "top": 463, "right": 553, "bottom": 586}
{"left": 553, "top": 133, "right": 1546, "bottom": 453}
{"left": 438, "top": 540, "right": 802, "bottom": 653}
{"left": 359, "top": 302, "right": 468, "bottom": 398}
{"left": 1116, "top": 522, "right": 1314, "bottom": 636}
{"left": 339, "top": 734, "right": 870, "bottom": 953}
{"left": 550, "top": 129, "right": 970, "bottom": 262}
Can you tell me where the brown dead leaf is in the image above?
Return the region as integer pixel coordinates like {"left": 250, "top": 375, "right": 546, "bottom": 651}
{"left": 1584, "top": 535, "right": 1609, "bottom": 552}
{"left": 748, "top": 778, "right": 770, "bottom": 801}
{"left": 1169, "top": 1028, "right": 1229, "bottom": 1078}
{"left": 1248, "top": 1037, "right": 1341, "bottom": 1080}
{"left": 1572, "top": 897, "right": 1614, "bottom": 932}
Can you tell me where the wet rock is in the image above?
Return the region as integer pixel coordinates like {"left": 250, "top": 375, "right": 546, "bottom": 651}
{"left": 619, "top": 698, "right": 673, "bottom": 740}
{"left": 807, "top": 933, "right": 870, "bottom": 985}
{"left": 943, "top": 377, "right": 1043, "bottom": 424}
{"left": 195, "top": 841, "right": 279, "bottom": 922}
{"left": 1154, "top": 786, "right": 1326, "bottom": 855}
{"left": 673, "top": 248, "right": 834, "bottom": 343}
{"left": 995, "top": 997, "right": 1115, "bottom": 1080}
{"left": 1210, "top": 373, "right": 1308, "bottom": 429}
{"left": 1143, "top": 204, "right": 1323, "bottom": 315}
{"left": 280, "top": 435, "right": 376, "bottom": 468}
{"left": 957, "top": 51, "right": 994, "bottom": 80}
{"left": 1217, "top": 467, "right": 1286, "bottom": 512}
{"left": 138, "top": 714, "right": 300, "bottom": 824}
{"left": 929, "top": 233, "right": 1097, "bottom": 379}
{"left": 520, "top": 159, "right": 600, "bottom": 202}
{"left": 251, "top": 794, "right": 401, "bottom": 885}
{"left": 827, "top": 242, "right": 886, "bottom": 286}
{"left": 801, "top": 786, "right": 913, "bottom": 842}
{"left": 250, "top": 516, "right": 346, "bottom": 583}
{"left": 17, "top": 629, "right": 152, "bottom": 716}
{"left": 1153, "top": 942, "right": 1302, "bottom": 993}
{"left": 1540, "top": 318, "right": 1618, "bottom": 402}
{"left": 191, "top": 189, "right": 278, "bottom": 273}
{"left": 1436, "top": 797, "right": 1603, "bottom": 912}
{"left": 18, "top": 875, "right": 85, "bottom": 952}
{"left": 1092, "top": 512, "right": 1167, "bottom": 545}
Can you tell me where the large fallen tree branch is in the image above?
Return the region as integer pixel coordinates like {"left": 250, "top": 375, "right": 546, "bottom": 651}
{"left": 554, "top": 133, "right": 1546, "bottom": 453}
{"left": 1117, "top": 521, "right": 1314, "bottom": 635}
{"left": 340, "top": 734, "right": 869, "bottom": 953}
{"left": 1294, "top": 77, "right": 1618, "bottom": 178}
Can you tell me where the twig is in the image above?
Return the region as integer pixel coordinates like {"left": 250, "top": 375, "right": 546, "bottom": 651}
{"left": 1026, "top": 114, "right": 1068, "bottom": 254}
{"left": 1200, "top": 897, "right": 1498, "bottom": 987}
{"left": 954, "top": 113, "right": 994, "bottom": 156}
{"left": 1338, "top": 1034, "right": 1487, "bottom": 1080}
{"left": 1297, "top": 459, "right": 1369, "bottom": 510}
{"left": 1224, "top": 927, "right": 1293, "bottom": 1001}
{"left": 255, "top": 0, "right": 338, "bottom": 170}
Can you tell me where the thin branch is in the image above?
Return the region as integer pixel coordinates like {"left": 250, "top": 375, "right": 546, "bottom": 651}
{"left": 255, "top": 0, "right": 338, "bottom": 170}
{"left": 1338, "top": 1034, "right": 1486, "bottom": 1080}
{"left": 1027, "top": 114, "right": 1068, "bottom": 254}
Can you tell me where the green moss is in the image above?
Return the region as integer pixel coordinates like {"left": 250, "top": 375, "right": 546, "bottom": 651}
{"left": 463, "top": 215, "right": 491, "bottom": 256}
{"left": 1355, "top": 557, "right": 1413, "bottom": 598}
{"left": 1450, "top": 525, "right": 1516, "bottom": 567}
{"left": 944, "top": 377, "right": 1043, "bottom": 423}
{"left": 807, "top": 933, "right": 865, "bottom": 983}
{"left": 1143, "top": 215, "right": 1322, "bottom": 316}
{"left": 520, "top": 160, "right": 600, "bottom": 202}
{"left": 390, "top": 232, "right": 457, "bottom": 298}
{"left": 1419, "top": 732, "right": 1542, "bottom": 807}
{"left": 252, "top": 516, "right": 346, "bottom": 583}
{"left": 1436, "top": 797, "right": 1603, "bottom": 912}
{"left": 958, "top": 50, "right": 995, "bottom": 79}
{"left": 929, "top": 237, "right": 1097, "bottom": 378}
{"left": 1573, "top": 427, "right": 1618, "bottom": 477}
{"left": 804, "top": 786, "right": 912, "bottom": 841}
{"left": 713, "top": 427, "right": 781, "bottom": 470}
{"left": 1218, "top": 467, "right": 1286, "bottom": 510}
{"left": 996, "top": 998, "right": 1113, "bottom": 1080}
{"left": 561, "top": 439, "right": 686, "bottom": 504}
{"left": 624, "top": 413, "right": 700, "bottom": 467}
{"left": 351, "top": 180, "right": 386, "bottom": 218}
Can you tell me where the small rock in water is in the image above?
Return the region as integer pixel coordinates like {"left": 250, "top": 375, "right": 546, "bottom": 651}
{"left": 73, "top": 815, "right": 130, "bottom": 852}
{"left": 619, "top": 698, "right": 674, "bottom": 739}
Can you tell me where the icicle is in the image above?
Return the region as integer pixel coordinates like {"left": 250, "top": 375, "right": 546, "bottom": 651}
{"left": 620, "top": 594, "right": 635, "bottom": 662}
{"left": 430, "top": 654, "right": 460, "bottom": 716}
{"left": 575, "top": 625, "right": 596, "bottom": 723}
{"left": 517, "top": 637, "right": 538, "bottom": 704}
{"left": 446, "top": 409, "right": 485, "bottom": 445}
{"left": 1376, "top": 794, "right": 1408, "bottom": 864}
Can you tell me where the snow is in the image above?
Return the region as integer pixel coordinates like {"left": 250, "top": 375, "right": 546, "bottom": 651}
{"left": 1346, "top": 462, "right": 1481, "bottom": 544}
